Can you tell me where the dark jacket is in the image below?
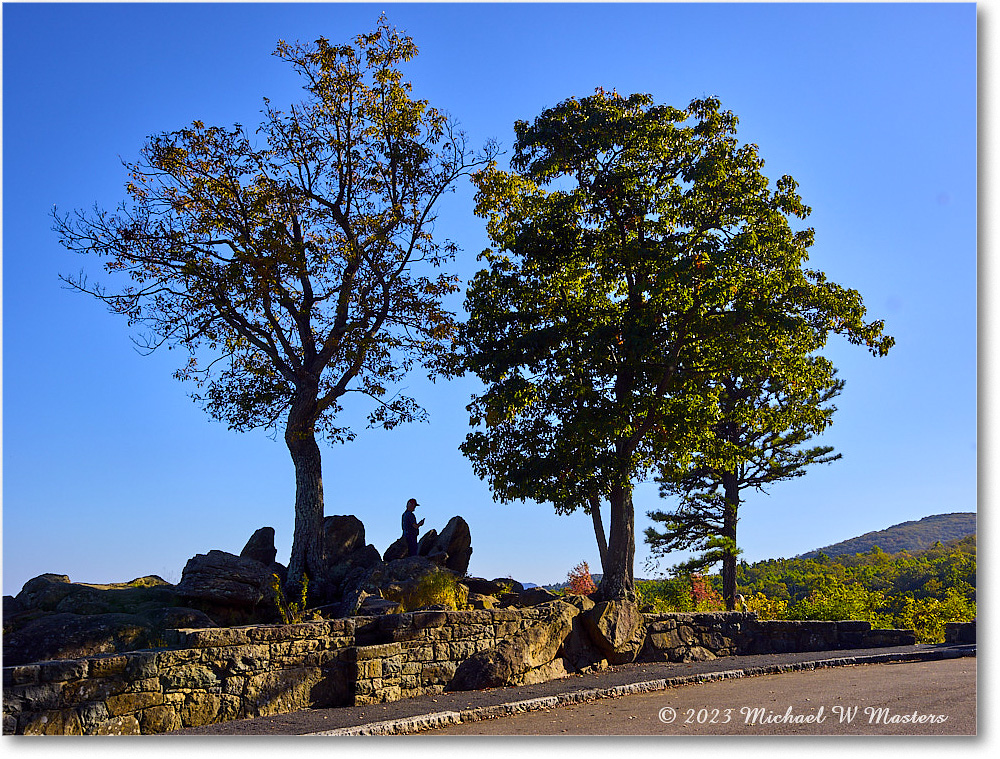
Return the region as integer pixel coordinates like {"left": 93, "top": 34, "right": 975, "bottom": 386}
{"left": 402, "top": 510, "right": 418, "bottom": 537}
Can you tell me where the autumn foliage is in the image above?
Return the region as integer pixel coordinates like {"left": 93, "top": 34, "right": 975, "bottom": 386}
{"left": 689, "top": 573, "right": 726, "bottom": 611}
{"left": 566, "top": 561, "right": 598, "bottom": 595}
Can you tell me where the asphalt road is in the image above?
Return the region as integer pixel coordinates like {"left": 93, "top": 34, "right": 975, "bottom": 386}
{"left": 418, "top": 656, "right": 976, "bottom": 736}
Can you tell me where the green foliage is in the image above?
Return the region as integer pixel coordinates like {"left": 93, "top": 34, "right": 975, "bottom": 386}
{"left": 495, "top": 580, "right": 515, "bottom": 595}
{"left": 787, "top": 578, "right": 893, "bottom": 627}
{"left": 645, "top": 358, "right": 848, "bottom": 608}
{"left": 742, "top": 591, "right": 789, "bottom": 620}
{"left": 748, "top": 537, "right": 974, "bottom": 641}
{"left": 636, "top": 576, "right": 695, "bottom": 613}
{"left": 271, "top": 573, "right": 310, "bottom": 624}
{"left": 385, "top": 569, "right": 469, "bottom": 612}
{"left": 635, "top": 573, "right": 727, "bottom": 613}
{"left": 639, "top": 536, "right": 975, "bottom": 642}
{"left": 461, "top": 89, "right": 892, "bottom": 600}
{"left": 57, "top": 15, "right": 490, "bottom": 441}
{"left": 124, "top": 575, "right": 171, "bottom": 588}
{"left": 895, "top": 590, "right": 976, "bottom": 643}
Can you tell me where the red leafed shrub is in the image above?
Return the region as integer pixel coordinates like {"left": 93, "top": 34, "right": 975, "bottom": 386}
{"left": 690, "top": 573, "right": 725, "bottom": 611}
{"left": 567, "top": 561, "right": 598, "bottom": 595}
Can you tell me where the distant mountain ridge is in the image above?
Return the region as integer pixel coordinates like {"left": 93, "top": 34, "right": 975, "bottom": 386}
{"left": 798, "top": 512, "right": 976, "bottom": 559}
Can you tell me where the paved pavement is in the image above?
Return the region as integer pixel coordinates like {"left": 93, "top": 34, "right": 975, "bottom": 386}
{"left": 166, "top": 643, "right": 975, "bottom": 736}
{"left": 420, "top": 656, "right": 976, "bottom": 735}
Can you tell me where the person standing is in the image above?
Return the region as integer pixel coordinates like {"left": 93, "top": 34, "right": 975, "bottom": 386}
{"left": 402, "top": 498, "right": 425, "bottom": 557}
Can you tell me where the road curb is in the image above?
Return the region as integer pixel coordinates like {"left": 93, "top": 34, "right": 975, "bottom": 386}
{"left": 307, "top": 645, "right": 976, "bottom": 736}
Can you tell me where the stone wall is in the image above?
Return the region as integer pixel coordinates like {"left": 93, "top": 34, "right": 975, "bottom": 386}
{"left": 347, "top": 608, "right": 550, "bottom": 705}
{"left": 3, "top": 607, "right": 919, "bottom": 735}
{"left": 2, "top": 618, "right": 359, "bottom": 735}
{"left": 641, "top": 613, "right": 916, "bottom": 663}
{"left": 2, "top": 607, "right": 556, "bottom": 734}
{"left": 944, "top": 620, "right": 975, "bottom": 645}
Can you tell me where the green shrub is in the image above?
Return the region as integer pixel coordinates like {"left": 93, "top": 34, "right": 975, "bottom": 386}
{"left": 787, "top": 579, "right": 894, "bottom": 628}
{"left": 744, "top": 592, "right": 789, "bottom": 620}
{"left": 271, "top": 574, "right": 309, "bottom": 624}
{"left": 386, "top": 569, "right": 469, "bottom": 612}
{"left": 636, "top": 577, "right": 694, "bottom": 612}
{"left": 896, "top": 590, "right": 976, "bottom": 643}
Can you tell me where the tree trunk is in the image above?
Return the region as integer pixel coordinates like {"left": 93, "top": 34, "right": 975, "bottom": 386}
{"left": 285, "top": 389, "right": 326, "bottom": 591}
{"left": 588, "top": 494, "right": 609, "bottom": 575}
{"left": 598, "top": 484, "right": 635, "bottom": 601}
{"left": 721, "top": 472, "right": 740, "bottom": 611}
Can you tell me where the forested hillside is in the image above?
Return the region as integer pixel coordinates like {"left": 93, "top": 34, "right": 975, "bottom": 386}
{"left": 798, "top": 512, "right": 976, "bottom": 558}
{"left": 633, "top": 534, "right": 976, "bottom": 643}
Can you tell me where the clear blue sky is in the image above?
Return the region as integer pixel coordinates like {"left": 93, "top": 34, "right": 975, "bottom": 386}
{"left": 2, "top": 2, "right": 978, "bottom": 597}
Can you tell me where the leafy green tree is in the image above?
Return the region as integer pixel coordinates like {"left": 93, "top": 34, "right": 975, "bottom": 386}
{"left": 54, "top": 17, "right": 494, "bottom": 589}
{"left": 645, "top": 355, "right": 847, "bottom": 610}
{"left": 461, "top": 90, "right": 891, "bottom": 600}
{"left": 789, "top": 578, "right": 893, "bottom": 626}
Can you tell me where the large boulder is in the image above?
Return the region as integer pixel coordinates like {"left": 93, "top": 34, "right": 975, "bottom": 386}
{"left": 4, "top": 613, "right": 155, "bottom": 666}
{"left": 464, "top": 577, "right": 525, "bottom": 596}
{"left": 447, "top": 639, "right": 522, "bottom": 690}
{"left": 383, "top": 537, "right": 408, "bottom": 563}
{"left": 323, "top": 516, "right": 366, "bottom": 562}
{"left": 3, "top": 594, "right": 25, "bottom": 618}
{"left": 175, "top": 550, "right": 273, "bottom": 609}
{"left": 517, "top": 599, "right": 580, "bottom": 666}
{"left": 560, "top": 595, "right": 607, "bottom": 671}
{"left": 141, "top": 606, "right": 219, "bottom": 631}
{"left": 2, "top": 605, "right": 218, "bottom": 666}
{"left": 583, "top": 598, "right": 647, "bottom": 665}
{"left": 313, "top": 543, "right": 383, "bottom": 606}
{"left": 14, "top": 574, "right": 79, "bottom": 612}
{"left": 357, "top": 596, "right": 403, "bottom": 616}
{"left": 240, "top": 527, "right": 277, "bottom": 566}
{"left": 448, "top": 599, "right": 579, "bottom": 690}
{"left": 12, "top": 574, "right": 178, "bottom": 618}
{"left": 238, "top": 527, "right": 289, "bottom": 592}
{"left": 431, "top": 516, "right": 473, "bottom": 574}
{"left": 383, "top": 529, "right": 443, "bottom": 563}
{"left": 416, "top": 529, "right": 439, "bottom": 557}
{"left": 518, "top": 587, "right": 559, "bottom": 606}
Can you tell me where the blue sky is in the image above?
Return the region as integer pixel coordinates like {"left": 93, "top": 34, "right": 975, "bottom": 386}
{"left": 2, "top": 2, "right": 978, "bottom": 597}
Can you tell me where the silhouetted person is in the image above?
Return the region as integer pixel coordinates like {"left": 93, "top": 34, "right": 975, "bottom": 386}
{"left": 402, "top": 498, "right": 425, "bottom": 557}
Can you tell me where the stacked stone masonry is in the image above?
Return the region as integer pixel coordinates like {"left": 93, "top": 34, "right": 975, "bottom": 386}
{"left": 944, "top": 620, "right": 975, "bottom": 645}
{"left": 3, "top": 609, "right": 919, "bottom": 735}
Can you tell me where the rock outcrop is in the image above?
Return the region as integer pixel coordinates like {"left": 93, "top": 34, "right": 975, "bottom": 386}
{"left": 582, "top": 598, "right": 647, "bottom": 664}
{"left": 175, "top": 550, "right": 275, "bottom": 609}
{"left": 323, "top": 515, "right": 366, "bottom": 561}
{"left": 463, "top": 577, "right": 524, "bottom": 596}
{"left": 239, "top": 527, "right": 277, "bottom": 566}
{"left": 382, "top": 536, "right": 408, "bottom": 563}
{"left": 336, "top": 555, "right": 467, "bottom": 616}
{"left": 448, "top": 599, "right": 579, "bottom": 690}
{"left": 312, "top": 538, "right": 383, "bottom": 608}
{"left": 378, "top": 516, "right": 473, "bottom": 574}
{"left": 516, "top": 587, "right": 559, "bottom": 606}
{"left": 3, "top": 574, "right": 217, "bottom": 666}
{"left": 4, "top": 513, "right": 489, "bottom": 668}
{"left": 427, "top": 516, "right": 473, "bottom": 574}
